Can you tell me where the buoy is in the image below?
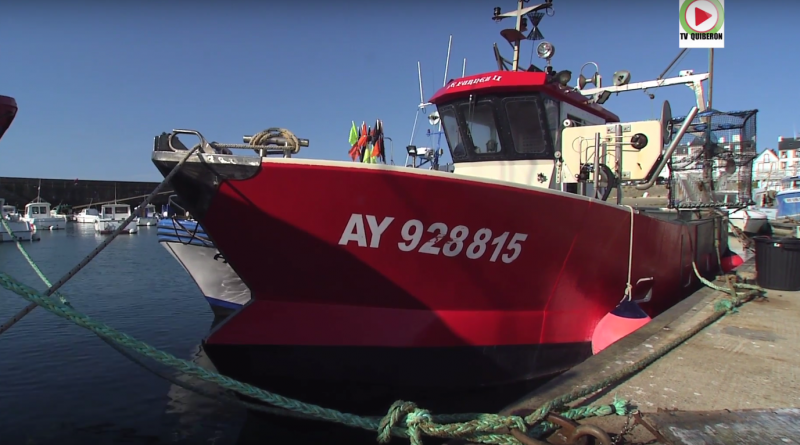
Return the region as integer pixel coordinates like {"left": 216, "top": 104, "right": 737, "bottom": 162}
{"left": 591, "top": 299, "right": 652, "bottom": 355}
{"left": 720, "top": 252, "right": 744, "bottom": 273}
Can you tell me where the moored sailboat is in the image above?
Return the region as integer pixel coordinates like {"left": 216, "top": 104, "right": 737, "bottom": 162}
{"left": 150, "top": 1, "right": 747, "bottom": 413}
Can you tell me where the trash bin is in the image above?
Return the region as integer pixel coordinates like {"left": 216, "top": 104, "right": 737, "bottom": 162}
{"left": 754, "top": 236, "right": 800, "bottom": 291}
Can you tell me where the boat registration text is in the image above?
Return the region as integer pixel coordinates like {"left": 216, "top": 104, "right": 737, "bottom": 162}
{"left": 337, "top": 213, "right": 527, "bottom": 264}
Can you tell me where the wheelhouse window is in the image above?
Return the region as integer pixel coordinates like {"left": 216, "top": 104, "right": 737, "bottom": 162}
{"left": 543, "top": 97, "right": 560, "bottom": 151}
{"left": 436, "top": 93, "right": 557, "bottom": 163}
{"left": 504, "top": 97, "right": 548, "bottom": 154}
{"left": 460, "top": 101, "right": 502, "bottom": 155}
{"left": 439, "top": 106, "right": 465, "bottom": 161}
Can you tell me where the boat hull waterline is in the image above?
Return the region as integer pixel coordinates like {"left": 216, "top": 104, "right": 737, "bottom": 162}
{"left": 0, "top": 220, "right": 39, "bottom": 242}
{"left": 157, "top": 218, "right": 251, "bottom": 317}
{"left": 137, "top": 217, "right": 159, "bottom": 226}
{"left": 154, "top": 153, "right": 730, "bottom": 410}
{"left": 95, "top": 219, "right": 138, "bottom": 234}
{"left": 25, "top": 217, "right": 67, "bottom": 231}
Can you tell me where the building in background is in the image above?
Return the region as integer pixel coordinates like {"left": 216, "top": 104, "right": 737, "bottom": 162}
{"left": 751, "top": 137, "right": 800, "bottom": 191}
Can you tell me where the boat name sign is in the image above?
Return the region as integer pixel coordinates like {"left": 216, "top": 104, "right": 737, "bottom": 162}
{"left": 446, "top": 75, "right": 503, "bottom": 89}
{"left": 337, "top": 213, "right": 527, "bottom": 263}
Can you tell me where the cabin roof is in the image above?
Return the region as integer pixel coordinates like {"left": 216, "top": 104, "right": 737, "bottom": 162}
{"left": 428, "top": 71, "right": 620, "bottom": 122}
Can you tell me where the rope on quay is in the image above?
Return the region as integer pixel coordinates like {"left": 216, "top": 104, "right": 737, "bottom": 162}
{"left": 0, "top": 143, "right": 201, "bottom": 336}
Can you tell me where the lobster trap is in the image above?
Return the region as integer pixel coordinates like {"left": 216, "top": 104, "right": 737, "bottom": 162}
{"left": 667, "top": 109, "right": 758, "bottom": 208}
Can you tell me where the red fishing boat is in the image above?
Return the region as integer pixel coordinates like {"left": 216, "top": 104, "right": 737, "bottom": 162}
{"left": 152, "top": 1, "right": 746, "bottom": 413}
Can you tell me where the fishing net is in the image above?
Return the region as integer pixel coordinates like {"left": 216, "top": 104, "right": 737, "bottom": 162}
{"left": 667, "top": 109, "right": 758, "bottom": 208}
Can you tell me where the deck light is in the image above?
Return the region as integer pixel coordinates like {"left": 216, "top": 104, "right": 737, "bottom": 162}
{"left": 536, "top": 41, "right": 555, "bottom": 59}
{"left": 406, "top": 145, "right": 418, "bottom": 156}
{"left": 596, "top": 91, "right": 612, "bottom": 105}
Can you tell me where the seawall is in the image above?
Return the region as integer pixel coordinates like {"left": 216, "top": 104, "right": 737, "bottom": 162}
{"left": 0, "top": 177, "right": 173, "bottom": 209}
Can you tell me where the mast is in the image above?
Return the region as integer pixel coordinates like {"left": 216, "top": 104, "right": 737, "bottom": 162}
{"left": 703, "top": 48, "right": 715, "bottom": 198}
{"left": 493, "top": 1, "right": 553, "bottom": 71}
{"left": 512, "top": 0, "right": 524, "bottom": 70}
{"left": 707, "top": 49, "right": 714, "bottom": 109}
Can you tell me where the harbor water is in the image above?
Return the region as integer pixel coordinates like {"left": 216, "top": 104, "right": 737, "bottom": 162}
{"left": 0, "top": 224, "right": 258, "bottom": 444}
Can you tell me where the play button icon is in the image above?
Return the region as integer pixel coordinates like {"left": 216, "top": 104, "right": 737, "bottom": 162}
{"left": 695, "top": 7, "right": 712, "bottom": 27}
{"left": 684, "top": 0, "right": 719, "bottom": 33}
{"left": 679, "top": 0, "right": 724, "bottom": 48}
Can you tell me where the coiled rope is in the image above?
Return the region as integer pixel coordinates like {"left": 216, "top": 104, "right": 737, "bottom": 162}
{"left": 206, "top": 128, "right": 301, "bottom": 156}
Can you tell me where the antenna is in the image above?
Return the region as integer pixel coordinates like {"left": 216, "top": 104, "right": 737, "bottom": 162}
{"left": 416, "top": 61, "right": 424, "bottom": 105}
{"left": 462, "top": 58, "right": 467, "bottom": 77}
{"left": 442, "top": 35, "right": 452, "bottom": 87}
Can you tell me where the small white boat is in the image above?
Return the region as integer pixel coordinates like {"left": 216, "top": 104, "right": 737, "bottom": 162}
{"left": 715, "top": 191, "right": 769, "bottom": 234}
{"left": 76, "top": 208, "right": 100, "bottom": 224}
{"left": 1, "top": 198, "right": 39, "bottom": 242}
{"left": 2, "top": 203, "right": 20, "bottom": 220}
{"left": 21, "top": 198, "right": 67, "bottom": 230}
{"left": 95, "top": 203, "right": 138, "bottom": 234}
{"left": 751, "top": 188, "right": 778, "bottom": 221}
{"left": 135, "top": 204, "right": 159, "bottom": 226}
{"left": 728, "top": 208, "right": 769, "bottom": 234}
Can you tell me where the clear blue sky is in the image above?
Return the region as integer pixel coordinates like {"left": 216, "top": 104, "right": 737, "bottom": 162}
{"left": 1, "top": 0, "right": 796, "bottom": 181}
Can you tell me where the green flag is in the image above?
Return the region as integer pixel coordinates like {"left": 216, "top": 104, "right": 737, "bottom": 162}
{"left": 348, "top": 121, "right": 358, "bottom": 146}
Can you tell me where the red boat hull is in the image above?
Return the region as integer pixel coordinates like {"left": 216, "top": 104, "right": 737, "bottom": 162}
{"left": 154, "top": 153, "right": 727, "bottom": 410}
{"left": 0, "top": 95, "right": 18, "bottom": 141}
